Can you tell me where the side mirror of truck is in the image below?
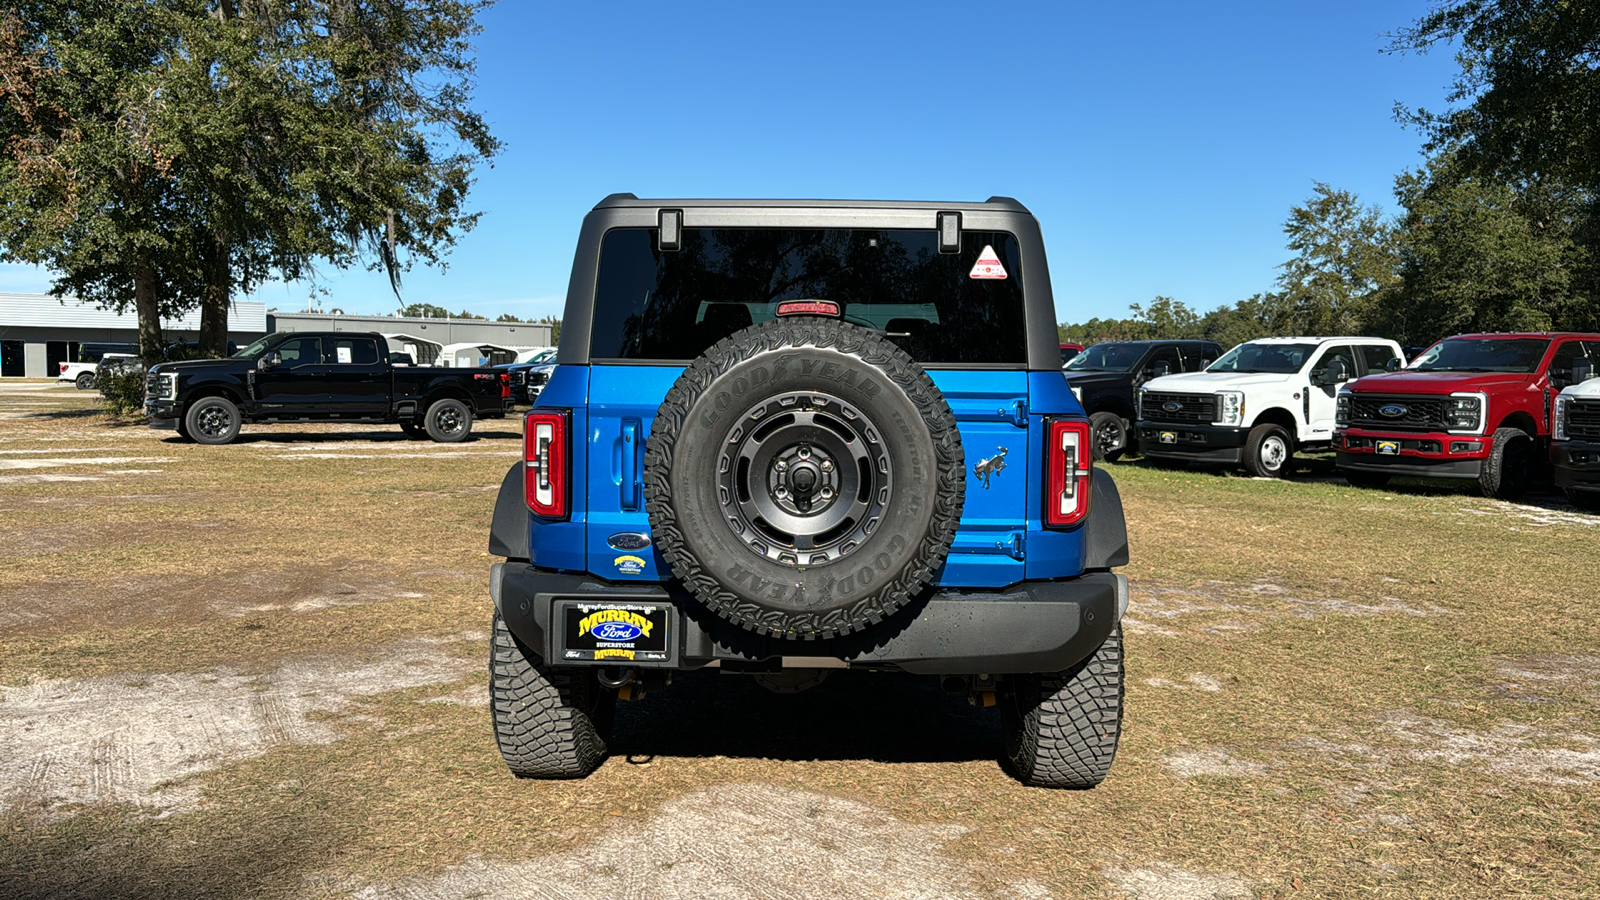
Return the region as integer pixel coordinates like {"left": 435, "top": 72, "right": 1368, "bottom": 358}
{"left": 1151, "top": 360, "right": 1172, "bottom": 378}
{"left": 1317, "top": 357, "right": 1351, "bottom": 386}
{"left": 1575, "top": 357, "right": 1595, "bottom": 384}
{"left": 1385, "top": 357, "right": 1402, "bottom": 372}
{"left": 257, "top": 353, "right": 280, "bottom": 371}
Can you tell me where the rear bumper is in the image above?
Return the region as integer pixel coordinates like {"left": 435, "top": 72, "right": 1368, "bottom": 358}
{"left": 491, "top": 563, "right": 1127, "bottom": 676}
{"left": 1135, "top": 421, "right": 1248, "bottom": 463}
{"left": 1553, "top": 440, "right": 1600, "bottom": 489}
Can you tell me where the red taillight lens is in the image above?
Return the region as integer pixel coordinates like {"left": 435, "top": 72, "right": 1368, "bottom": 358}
{"left": 500, "top": 372, "right": 510, "bottom": 399}
{"left": 524, "top": 410, "right": 570, "bottom": 519}
{"left": 1045, "top": 418, "right": 1092, "bottom": 528}
{"left": 60, "top": 364, "right": 68, "bottom": 374}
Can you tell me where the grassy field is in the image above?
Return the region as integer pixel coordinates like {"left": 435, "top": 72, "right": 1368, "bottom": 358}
{"left": 2, "top": 381, "right": 1597, "bottom": 899}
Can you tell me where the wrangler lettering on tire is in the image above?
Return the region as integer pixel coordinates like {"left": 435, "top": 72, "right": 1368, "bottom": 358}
{"left": 645, "top": 318, "right": 965, "bottom": 639}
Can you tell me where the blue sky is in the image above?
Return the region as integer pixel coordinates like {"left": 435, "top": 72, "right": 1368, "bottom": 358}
{"left": 1, "top": 1, "right": 1461, "bottom": 325}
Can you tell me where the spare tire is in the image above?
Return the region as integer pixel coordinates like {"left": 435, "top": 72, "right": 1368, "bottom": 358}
{"left": 645, "top": 318, "right": 964, "bottom": 639}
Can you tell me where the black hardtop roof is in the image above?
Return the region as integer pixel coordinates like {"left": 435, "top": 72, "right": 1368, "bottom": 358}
{"left": 592, "top": 193, "right": 1031, "bottom": 214}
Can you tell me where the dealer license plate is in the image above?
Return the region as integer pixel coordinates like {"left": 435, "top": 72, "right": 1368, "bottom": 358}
{"left": 1159, "top": 431, "right": 1177, "bottom": 444}
{"left": 1376, "top": 440, "right": 1400, "bottom": 456}
{"left": 560, "top": 602, "right": 672, "bottom": 663}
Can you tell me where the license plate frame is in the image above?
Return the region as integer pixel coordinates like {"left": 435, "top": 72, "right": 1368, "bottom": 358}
{"left": 1376, "top": 440, "right": 1401, "bottom": 456}
{"left": 555, "top": 600, "right": 674, "bottom": 665}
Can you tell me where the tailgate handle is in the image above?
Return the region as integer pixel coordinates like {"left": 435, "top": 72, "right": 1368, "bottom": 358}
{"left": 620, "top": 419, "right": 641, "bottom": 510}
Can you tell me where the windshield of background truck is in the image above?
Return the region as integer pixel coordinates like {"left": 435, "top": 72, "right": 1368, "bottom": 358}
{"left": 1206, "top": 342, "right": 1317, "bottom": 374}
{"left": 1065, "top": 343, "right": 1145, "bottom": 372}
{"left": 1408, "top": 337, "right": 1551, "bottom": 373}
{"left": 589, "top": 227, "right": 1028, "bottom": 364}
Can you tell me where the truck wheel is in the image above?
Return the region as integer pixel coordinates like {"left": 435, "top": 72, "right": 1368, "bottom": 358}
{"left": 1242, "top": 424, "right": 1292, "bottom": 478}
{"left": 1478, "top": 427, "right": 1533, "bottom": 500}
{"left": 489, "top": 613, "right": 614, "bottom": 778}
{"left": 75, "top": 372, "right": 94, "bottom": 390}
{"left": 424, "top": 398, "right": 472, "bottom": 443}
{"left": 184, "top": 396, "right": 241, "bottom": 445}
{"left": 1343, "top": 470, "right": 1390, "bottom": 489}
{"left": 1090, "top": 411, "right": 1128, "bottom": 462}
{"left": 1001, "top": 628, "right": 1123, "bottom": 788}
{"left": 1567, "top": 487, "right": 1600, "bottom": 512}
{"left": 645, "top": 318, "right": 965, "bottom": 640}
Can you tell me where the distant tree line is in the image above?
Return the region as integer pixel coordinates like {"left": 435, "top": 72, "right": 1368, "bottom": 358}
{"left": 1063, "top": 1, "right": 1600, "bottom": 352}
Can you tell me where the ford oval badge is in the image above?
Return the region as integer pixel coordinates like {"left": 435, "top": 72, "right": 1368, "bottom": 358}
{"left": 1162, "top": 401, "right": 1182, "bottom": 412}
{"left": 592, "top": 621, "right": 644, "bottom": 641}
{"left": 1379, "top": 404, "right": 1408, "bottom": 418}
{"left": 607, "top": 532, "right": 651, "bottom": 551}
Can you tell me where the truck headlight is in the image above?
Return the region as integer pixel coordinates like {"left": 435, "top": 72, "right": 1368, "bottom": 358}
{"left": 1214, "top": 391, "right": 1244, "bottom": 426}
{"left": 1335, "top": 390, "right": 1351, "bottom": 427}
{"left": 1554, "top": 394, "right": 1571, "bottom": 442}
{"left": 1446, "top": 392, "right": 1486, "bottom": 433}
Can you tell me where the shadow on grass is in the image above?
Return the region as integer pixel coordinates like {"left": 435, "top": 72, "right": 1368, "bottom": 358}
{"left": 16, "top": 408, "right": 103, "bottom": 421}
{"left": 608, "top": 668, "right": 1000, "bottom": 765}
{"left": 196, "top": 429, "right": 523, "bottom": 445}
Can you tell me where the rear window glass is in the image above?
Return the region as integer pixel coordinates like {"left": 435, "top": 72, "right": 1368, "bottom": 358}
{"left": 589, "top": 228, "right": 1028, "bottom": 364}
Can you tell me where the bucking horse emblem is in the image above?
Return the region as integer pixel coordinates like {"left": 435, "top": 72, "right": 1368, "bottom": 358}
{"left": 974, "top": 447, "right": 1008, "bottom": 489}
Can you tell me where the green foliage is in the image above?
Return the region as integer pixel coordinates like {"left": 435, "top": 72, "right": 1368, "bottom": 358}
{"left": 94, "top": 365, "right": 146, "bottom": 418}
{"left": 494, "top": 312, "right": 522, "bottom": 322}
{"left": 539, "top": 314, "right": 562, "bottom": 345}
{"left": 399, "top": 303, "right": 455, "bottom": 318}
{"left": 1058, "top": 295, "right": 1279, "bottom": 352}
{"left": 1276, "top": 183, "right": 1401, "bottom": 335}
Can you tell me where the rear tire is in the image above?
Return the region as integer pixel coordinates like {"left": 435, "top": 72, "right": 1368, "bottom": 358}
{"left": 184, "top": 396, "right": 241, "bottom": 445}
{"left": 424, "top": 398, "right": 472, "bottom": 443}
{"left": 75, "top": 372, "right": 94, "bottom": 390}
{"left": 1242, "top": 424, "right": 1292, "bottom": 478}
{"left": 489, "top": 613, "right": 614, "bottom": 778}
{"left": 1566, "top": 487, "right": 1600, "bottom": 512}
{"left": 1001, "top": 628, "right": 1124, "bottom": 788}
{"left": 1479, "top": 428, "right": 1533, "bottom": 500}
{"left": 1090, "top": 411, "right": 1128, "bottom": 462}
{"left": 1343, "top": 470, "right": 1390, "bottom": 489}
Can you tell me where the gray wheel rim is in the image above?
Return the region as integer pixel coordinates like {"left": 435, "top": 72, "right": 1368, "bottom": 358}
{"left": 196, "top": 404, "right": 233, "bottom": 439}
{"left": 717, "top": 390, "right": 891, "bottom": 568}
{"left": 1260, "top": 435, "right": 1287, "bottom": 471}
{"left": 1094, "top": 419, "right": 1123, "bottom": 455}
{"left": 434, "top": 406, "right": 465, "bottom": 435}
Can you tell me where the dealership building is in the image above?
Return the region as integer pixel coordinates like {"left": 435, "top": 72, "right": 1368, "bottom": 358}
{"left": 0, "top": 293, "right": 553, "bottom": 377}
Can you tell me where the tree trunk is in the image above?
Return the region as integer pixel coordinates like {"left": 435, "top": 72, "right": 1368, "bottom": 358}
{"left": 133, "top": 265, "right": 163, "bottom": 363}
{"left": 199, "top": 235, "right": 231, "bottom": 358}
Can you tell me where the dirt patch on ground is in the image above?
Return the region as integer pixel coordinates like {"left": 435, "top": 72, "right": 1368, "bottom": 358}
{"left": 1104, "top": 863, "right": 1249, "bottom": 900}
{"left": 331, "top": 782, "right": 1050, "bottom": 900}
{"left": 0, "top": 635, "right": 477, "bottom": 816}
{"left": 1163, "top": 748, "right": 1267, "bottom": 779}
{"left": 1293, "top": 712, "right": 1600, "bottom": 786}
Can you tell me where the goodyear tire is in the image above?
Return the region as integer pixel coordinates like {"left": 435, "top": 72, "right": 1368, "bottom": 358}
{"left": 489, "top": 613, "right": 615, "bottom": 778}
{"left": 1479, "top": 427, "right": 1533, "bottom": 499}
{"left": 184, "top": 396, "right": 242, "bottom": 445}
{"left": 645, "top": 318, "right": 964, "bottom": 639}
{"left": 1001, "top": 628, "right": 1124, "bottom": 788}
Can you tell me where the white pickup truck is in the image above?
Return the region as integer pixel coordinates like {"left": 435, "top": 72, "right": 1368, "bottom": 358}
{"left": 57, "top": 353, "right": 137, "bottom": 390}
{"left": 1553, "top": 358, "right": 1600, "bottom": 510}
{"left": 1136, "top": 336, "right": 1406, "bottom": 477}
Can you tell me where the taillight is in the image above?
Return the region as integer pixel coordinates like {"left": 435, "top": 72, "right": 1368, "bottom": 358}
{"left": 500, "top": 371, "right": 510, "bottom": 399}
{"left": 1045, "top": 418, "right": 1092, "bottom": 528}
{"left": 60, "top": 364, "right": 68, "bottom": 374}
{"left": 524, "top": 410, "right": 570, "bottom": 519}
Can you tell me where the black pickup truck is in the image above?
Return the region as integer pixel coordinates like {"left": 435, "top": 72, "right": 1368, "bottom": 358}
{"left": 144, "top": 331, "right": 513, "bottom": 444}
{"left": 1063, "top": 339, "right": 1223, "bottom": 460}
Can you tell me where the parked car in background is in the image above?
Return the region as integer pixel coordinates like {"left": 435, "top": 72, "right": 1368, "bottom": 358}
{"left": 144, "top": 331, "right": 513, "bottom": 444}
{"left": 58, "top": 353, "right": 134, "bottom": 390}
{"left": 1139, "top": 337, "right": 1403, "bottom": 477}
{"left": 1338, "top": 333, "right": 1600, "bottom": 498}
{"left": 1059, "top": 342, "right": 1084, "bottom": 366}
{"left": 1063, "top": 340, "right": 1223, "bottom": 460}
{"left": 501, "top": 348, "right": 558, "bottom": 403}
{"left": 1553, "top": 357, "right": 1600, "bottom": 510}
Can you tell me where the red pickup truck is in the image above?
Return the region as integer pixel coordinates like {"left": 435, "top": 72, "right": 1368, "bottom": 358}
{"left": 1335, "top": 332, "right": 1600, "bottom": 498}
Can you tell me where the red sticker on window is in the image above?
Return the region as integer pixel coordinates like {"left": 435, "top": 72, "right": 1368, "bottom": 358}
{"left": 776, "top": 300, "right": 840, "bottom": 317}
{"left": 969, "top": 245, "right": 1008, "bottom": 280}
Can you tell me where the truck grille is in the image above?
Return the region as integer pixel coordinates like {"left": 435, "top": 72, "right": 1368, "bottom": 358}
{"left": 1570, "top": 400, "right": 1600, "bottom": 440}
{"left": 1142, "top": 392, "right": 1215, "bottom": 424}
{"left": 1349, "top": 395, "right": 1447, "bottom": 431}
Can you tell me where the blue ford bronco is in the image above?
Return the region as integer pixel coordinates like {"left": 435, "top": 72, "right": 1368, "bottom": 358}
{"left": 486, "top": 196, "right": 1130, "bottom": 787}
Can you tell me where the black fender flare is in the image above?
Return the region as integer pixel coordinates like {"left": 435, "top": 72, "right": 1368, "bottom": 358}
{"left": 1084, "top": 468, "right": 1129, "bottom": 569}
{"left": 488, "top": 462, "right": 528, "bottom": 561}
